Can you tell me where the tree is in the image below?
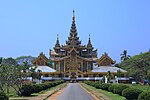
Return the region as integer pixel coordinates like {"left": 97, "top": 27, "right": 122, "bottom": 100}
{"left": 37, "top": 70, "right": 42, "bottom": 80}
{"left": 119, "top": 52, "right": 150, "bottom": 81}
{"left": 0, "top": 65, "right": 23, "bottom": 96}
{"left": 0, "top": 57, "right": 2, "bottom": 64}
{"left": 146, "top": 70, "right": 150, "bottom": 90}
{"left": 116, "top": 70, "right": 122, "bottom": 78}
{"left": 120, "top": 50, "right": 130, "bottom": 62}
{"left": 30, "top": 66, "right": 37, "bottom": 81}
{"left": 106, "top": 71, "right": 113, "bottom": 83}
{"left": 2, "top": 57, "right": 18, "bottom": 66}
{"left": 0, "top": 63, "right": 29, "bottom": 97}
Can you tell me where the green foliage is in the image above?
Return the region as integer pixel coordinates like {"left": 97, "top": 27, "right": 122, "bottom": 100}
{"left": 100, "top": 83, "right": 112, "bottom": 91}
{"left": 37, "top": 70, "right": 42, "bottom": 80}
{"left": 84, "top": 81, "right": 112, "bottom": 91}
{"left": 20, "top": 83, "right": 34, "bottom": 96}
{"left": 116, "top": 70, "right": 123, "bottom": 77}
{"left": 138, "top": 91, "right": 150, "bottom": 100}
{"left": 84, "top": 81, "right": 149, "bottom": 99}
{"left": 119, "top": 52, "right": 150, "bottom": 81}
{"left": 0, "top": 64, "right": 23, "bottom": 96}
{"left": 15, "top": 56, "right": 35, "bottom": 61}
{"left": 146, "top": 70, "right": 150, "bottom": 84}
{"left": 122, "top": 88, "right": 142, "bottom": 100}
{"left": 113, "top": 84, "right": 129, "bottom": 95}
{"left": 2, "top": 57, "right": 18, "bottom": 66}
{"left": 106, "top": 71, "right": 114, "bottom": 83}
{"left": 15, "top": 56, "right": 36, "bottom": 66}
{"left": 120, "top": 50, "right": 130, "bottom": 62}
{"left": 0, "top": 91, "right": 8, "bottom": 100}
{"left": 21, "top": 80, "right": 64, "bottom": 96}
{"left": 84, "top": 81, "right": 102, "bottom": 89}
{"left": 108, "top": 85, "right": 115, "bottom": 92}
{"left": 0, "top": 57, "right": 2, "bottom": 64}
{"left": 108, "top": 84, "right": 124, "bottom": 93}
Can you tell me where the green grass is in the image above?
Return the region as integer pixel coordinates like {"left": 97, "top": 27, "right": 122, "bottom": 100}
{"left": 125, "top": 84, "right": 150, "bottom": 91}
{"left": 9, "top": 87, "right": 19, "bottom": 97}
{"left": 96, "top": 89, "right": 126, "bottom": 100}
{"left": 82, "top": 83, "right": 126, "bottom": 100}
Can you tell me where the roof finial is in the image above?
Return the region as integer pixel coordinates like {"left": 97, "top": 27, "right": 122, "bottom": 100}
{"left": 73, "top": 9, "right": 75, "bottom": 16}
{"left": 89, "top": 34, "right": 90, "bottom": 39}
{"left": 57, "top": 34, "right": 59, "bottom": 40}
{"left": 72, "top": 9, "right": 75, "bottom": 21}
{"left": 55, "top": 34, "right": 60, "bottom": 47}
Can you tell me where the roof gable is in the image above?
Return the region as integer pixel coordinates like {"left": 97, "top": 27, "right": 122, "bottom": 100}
{"left": 97, "top": 52, "right": 116, "bottom": 66}
{"left": 32, "top": 52, "right": 49, "bottom": 65}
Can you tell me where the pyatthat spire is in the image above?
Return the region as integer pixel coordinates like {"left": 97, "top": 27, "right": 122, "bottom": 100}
{"left": 66, "top": 10, "right": 81, "bottom": 45}
{"left": 70, "top": 10, "right": 77, "bottom": 36}
{"left": 54, "top": 34, "right": 60, "bottom": 53}
{"left": 55, "top": 34, "right": 60, "bottom": 47}
{"left": 87, "top": 34, "right": 93, "bottom": 50}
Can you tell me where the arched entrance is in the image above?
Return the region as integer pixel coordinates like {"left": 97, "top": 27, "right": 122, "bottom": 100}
{"left": 70, "top": 72, "right": 77, "bottom": 82}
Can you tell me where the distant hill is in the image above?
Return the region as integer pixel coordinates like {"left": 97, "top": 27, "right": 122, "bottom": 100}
{"left": 16, "top": 56, "right": 36, "bottom": 66}
{"left": 118, "top": 52, "right": 150, "bottom": 81}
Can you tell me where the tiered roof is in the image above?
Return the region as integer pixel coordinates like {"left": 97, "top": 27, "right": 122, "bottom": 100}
{"left": 32, "top": 52, "right": 49, "bottom": 66}
{"left": 96, "top": 52, "right": 116, "bottom": 66}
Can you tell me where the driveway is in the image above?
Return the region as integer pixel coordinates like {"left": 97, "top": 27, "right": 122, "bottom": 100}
{"left": 57, "top": 83, "right": 94, "bottom": 100}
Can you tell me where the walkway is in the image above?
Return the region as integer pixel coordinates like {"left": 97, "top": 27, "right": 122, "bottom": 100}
{"left": 48, "top": 83, "right": 95, "bottom": 100}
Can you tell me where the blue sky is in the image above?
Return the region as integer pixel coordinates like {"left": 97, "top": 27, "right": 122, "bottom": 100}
{"left": 0, "top": 0, "right": 150, "bottom": 63}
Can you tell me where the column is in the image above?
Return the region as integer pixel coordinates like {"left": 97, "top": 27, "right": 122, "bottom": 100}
{"left": 64, "top": 60, "right": 66, "bottom": 72}
{"left": 59, "top": 62, "right": 61, "bottom": 72}
{"left": 87, "top": 62, "right": 88, "bottom": 72}
{"left": 81, "top": 60, "right": 83, "bottom": 72}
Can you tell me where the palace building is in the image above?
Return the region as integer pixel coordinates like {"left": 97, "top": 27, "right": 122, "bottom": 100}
{"left": 32, "top": 11, "right": 126, "bottom": 81}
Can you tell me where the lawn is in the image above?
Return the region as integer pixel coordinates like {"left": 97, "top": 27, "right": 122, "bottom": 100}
{"left": 9, "top": 87, "right": 19, "bottom": 97}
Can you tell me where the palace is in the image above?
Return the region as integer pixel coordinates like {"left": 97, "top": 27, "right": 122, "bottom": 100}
{"left": 32, "top": 11, "right": 126, "bottom": 81}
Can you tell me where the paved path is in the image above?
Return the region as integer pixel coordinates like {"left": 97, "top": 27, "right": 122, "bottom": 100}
{"left": 57, "top": 83, "right": 94, "bottom": 100}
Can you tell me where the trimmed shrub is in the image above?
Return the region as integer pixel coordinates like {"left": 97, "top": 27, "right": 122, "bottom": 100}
{"left": 108, "top": 84, "right": 118, "bottom": 92}
{"left": 33, "top": 84, "right": 43, "bottom": 92}
{"left": 21, "top": 80, "right": 64, "bottom": 96}
{"left": 122, "top": 88, "right": 142, "bottom": 100}
{"left": 21, "top": 83, "right": 34, "bottom": 96}
{"left": 138, "top": 91, "right": 150, "bottom": 100}
{"left": 113, "top": 84, "right": 129, "bottom": 95}
{"left": 100, "top": 83, "right": 112, "bottom": 91}
{"left": 0, "top": 92, "right": 8, "bottom": 100}
{"left": 94, "top": 82, "right": 102, "bottom": 89}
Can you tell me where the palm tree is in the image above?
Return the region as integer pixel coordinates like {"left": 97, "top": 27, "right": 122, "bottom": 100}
{"left": 120, "top": 50, "right": 130, "bottom": 62}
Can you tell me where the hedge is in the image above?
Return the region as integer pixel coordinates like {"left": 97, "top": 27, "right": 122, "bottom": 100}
{"left": 113, "top": 84, "right": 129, "bottom": 95}
{"left": 21, "top": 80, "right": 64, "bottom": 96}
{"left": 122, "top": 88, "right": 142, "bottom": 100}
{"left": 100, "top": 83, "right": 112, "bottom": 91}
{"left": 0, "top": 92, "right": 8, "bottom": 100}
{"left": 84, "top": 81, "right": 145, "bottom": 99}
{"left": 138, "top": 91, "right": 150, "bottom": 100}
{"left": 108, "top": 84, "right": 118, "bottom": 92}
